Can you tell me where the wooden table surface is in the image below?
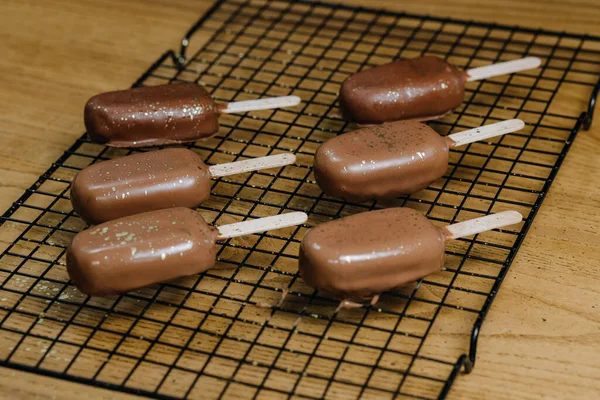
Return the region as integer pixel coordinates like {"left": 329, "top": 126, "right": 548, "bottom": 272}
{"left": 1, "top": 0, "right": 599, "bottom": 399}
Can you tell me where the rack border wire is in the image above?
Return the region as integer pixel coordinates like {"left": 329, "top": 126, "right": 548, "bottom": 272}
{"left": 1, "top": 0, "right": 599, "bottom": 399}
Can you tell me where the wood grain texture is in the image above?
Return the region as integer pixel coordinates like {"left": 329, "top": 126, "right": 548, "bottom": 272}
{"left": 0, "top": 0, "right": 599, "bottom": 399}
{"left": 0, "top": 366, "right": 139, "bottom": 400}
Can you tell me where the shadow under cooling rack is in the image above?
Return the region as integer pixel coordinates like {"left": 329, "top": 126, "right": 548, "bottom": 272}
{"left": 1, "top": 0, "right": 599, "bottom": 399}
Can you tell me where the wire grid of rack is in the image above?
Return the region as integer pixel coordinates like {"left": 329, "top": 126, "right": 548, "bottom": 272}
{"left": 1, "top": 0, "right": 599, "bottom": 399}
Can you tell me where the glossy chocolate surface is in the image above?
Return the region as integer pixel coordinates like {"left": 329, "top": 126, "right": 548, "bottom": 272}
{"left": 70, "top": 148, "right": 212, "bottom": 224}
{"left": 339, "top": 56, "right": 466, "bottom": 123}
{"left": 84, "top": 83, "right": 219, "bottom": 147}
{"left": 67, "top": 207, "right": 218, "bottom": 296}
{"left": 299, "top": 208, "right": 446, "bottom": 298}
{"left": 314, "top": 121, "right": 449, "bottom": 203}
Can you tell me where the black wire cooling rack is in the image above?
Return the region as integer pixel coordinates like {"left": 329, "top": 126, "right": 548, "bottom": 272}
{"left": 1, "top": 0, "right": 599, "bottom": 399}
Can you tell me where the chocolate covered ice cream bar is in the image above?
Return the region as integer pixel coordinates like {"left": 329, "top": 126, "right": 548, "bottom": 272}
{"left": 85, "top": 82, "right": 301, "bottom": 147}
{"left": 67, "top": 208, "right": 307, "bottom": 296}
{"left": 71, "top": 148, "right": 295, "bottom": 224}
{"left": 314, "top": 119, "right": 524, "bottom": 202}
{"left": 339, "top": 56, "right": 541, "bottom": 123}
{"left": 299, "top": 208, "right": 522, "bottom": 298}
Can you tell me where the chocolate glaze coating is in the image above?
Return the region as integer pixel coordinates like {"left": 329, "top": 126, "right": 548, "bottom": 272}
{"left": 67, "top": 207, "right": 218, "bottom": 296}
{"left": 71, "top": 148, "right": 211, "bottom": 224}
{"left": 299, "top": 208, "right": 445, "bottom": 298}
{"left": 339, "top": 56, "right": 467, "bottom": 123}
{"left": 314, "top": 121, "right": 449, "bottom": 203}
{"left": 84, "top": 83, "right": 219, "bottom": 147}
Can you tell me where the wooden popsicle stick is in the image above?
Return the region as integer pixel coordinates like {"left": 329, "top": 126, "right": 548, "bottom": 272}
{"left": 443, "top": 211, "right": 523, "bottom": 240}
{"left": 217, "top": 212, "right": 308, "bottom": 240}
{"left": 446, "top": 119, "right": 525, "bottom": 147}
{"left": 220, "top": 95, "right": 301, "bottom": 114}
{"left": 466, "top": 57, "right": 541, "bottom": 82}
{"left": 208, "top": 153, "right": 295, "bottom": 178}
